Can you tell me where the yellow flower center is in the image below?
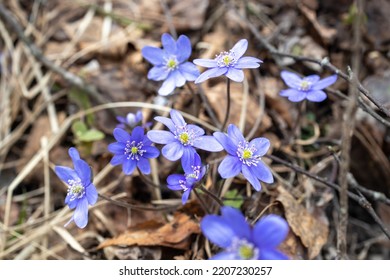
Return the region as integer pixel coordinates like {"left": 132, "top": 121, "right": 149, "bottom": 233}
{"left": 179, "top": 132, "right": 189, "bottom": 144}
{"left": 239, "top": 245, "right": 255, "bottom": 260}
{"left": 242, "top": 149, "right": 252, "bottom": 160}
{"left": 166, "top": 58, "right": 178, "bottom": 69}
{"left": 131, "top": 146, "right": 138, "bottom": 154}
{"left": 222, "top": 55, "right": 232, "bottom": 66}
{"left": 300, "top": 80, "right": 311, "bottom": 91}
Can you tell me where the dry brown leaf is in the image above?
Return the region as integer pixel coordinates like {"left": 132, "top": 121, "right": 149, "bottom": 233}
{"left": 277, "top": 185, "right": 329, "bottom": 259}
{"left": 97, "top": 212, "right": 200, "bottom": 250}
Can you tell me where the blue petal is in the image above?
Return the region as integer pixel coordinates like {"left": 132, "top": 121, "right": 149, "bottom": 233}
{"left": 131, "top": 126, "right": 145, "bottom": 143}
{"left": 253, "top": 214, "right": 289, "bottom": 249}
{"left": 226, "top": 68, "right": 244, "bottom": 82}
{"left": 86, "top": 184, "right": 98, "bottom": 205}
{"left": 110, "top": 154, "right": 125, "bottom": 166}
{"left": 210, "top": 251, "right": 238, "bottom": 260}
{"left": 68, "top": 147, "right": 80, "bottom": 162}
{"left": 249, "top": 137, "right": 270, "bottom": 157}
{"left": 108, "top": 142, "right": 125, "bottom": 154}
{"left": 218, "top": 155, "right": 242, "bottom": 178}
{"left": 55, "top": 166, "right": 78, "bottom": 183}
{"left": 242, "top": 165, "right": 262, "bottom": 191}
{"left": 181, "top": 189, "right": 191, "bottom": 204}
{"left": 230, "top": 39, "right": 248, "bottom": 59}
{"left": 200, "top": 215, "right": 236, "bottom": 248}
{"left": 176, "top": 35, "right": 192, "bottom": 62}
{"left": 142, "top": 46, "right": 164, "bottom": 65}
{"left": 187, "top": 124, "right": 205, "bottom": 137}
{"left": 73, "top": 197, "right": 89, "bottom": 228}
{"left": 259, "top": 249, "right": 289, "bottom": 260}
{"left": 182, "top": 150, "right": 199, "bottom": 174}
{"left": 279, "top": 88, "right": 299, "bottom": 97}
{"left": 221, "top": 206, "right": 251, "bottom": 240}
{"left": 171, "top": 70, "right": 186, "bottom": 87}
{"left": 147, "top": 130, "right": 175, "bottom": 144}
{"left": 304, "top": 75, "right": 320, "bottom": 84}
{"left": 181, "top": 147, "right": 196, "bottom": 172}
{"left": 158, "top": 74, "right": 176, "bottom": 96}
{"left": 178, "top": 62, "right": 199, "bottom": 81}
{"left": 65, "top": 196, "right": 78, "bottom": 209}
{"left": 213, "top": 132, "right": 237, "bottom": 155}
{"left": 113, "top": 128, "right": 131, "bottom": 143}
{"left": 192, "top": 135, "right": 223, "bottom": 152}
{"left": 311, "top": 75, "right": 337, "bottom": 90}
{"left": 154, "top": 116, "right": 176, "bottom": 132}
{"left": 167, "top": 183, "right": 183, "bottom": 191}
{"left": 161, "top": 33, "right": 176, "bottom": 54}
{"left": 170, "top": 109, "right": 186, "bottom": 127}
{"left": 288, "top": 92, "right": 306, "bottom": 102}
{"left": 306, "top": 90, "right": 327, "bottom": 102}
{"left": 73, "top": 159, "right": 91, "bottom": 187}
{"left": 227, "top": 124, "right": 245, "bottom": 145}
{"left": 147, "top": 66, "right": 169, "bottom": 81}
{"left": 123, "top": 159, "right": 137, "bottom": 175}
{"left": 195, "top": 67, "right": 227, "bottom": 83}
{"left": 137, "top": 157, "right": 151, "bottom": 174}
{"left": 167, "top": 174, "right": 186, "bottom": 185}
{"left": 235, "top": 56, "right": 262, "bottom": 68}
{"left": 193, "top": 58, "right": 218, "bottom": 68}
{"left": 143, "top": 146, "right": 160, "bottom": 158}
{"left": 162, "top": 142, "right": 184, "bottom": 161}
{"left": 251, "top": 161, "right": 274, "bottom": 184}
{"left": 280, "top": 71, "right": 303, "bottom": 89}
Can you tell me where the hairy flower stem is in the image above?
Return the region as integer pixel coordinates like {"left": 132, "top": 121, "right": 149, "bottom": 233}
{"left": 290, "top": 100, "right": 306, "bottom": 143}
{"left": 198, "top": 185, "right": 224, "bottom": 207}
{"left": 221, "top": 78, "right": 231, "bottom": 131}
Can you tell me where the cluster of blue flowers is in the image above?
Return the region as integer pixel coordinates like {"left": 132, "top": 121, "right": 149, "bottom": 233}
{"left": 55, "top": 32, "right": 338, "bottom": 260}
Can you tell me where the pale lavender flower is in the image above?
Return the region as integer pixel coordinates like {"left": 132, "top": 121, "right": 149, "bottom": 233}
{"left": 147, "top": 109, "right": 223, "bottom": 171}
{"left": 213, "top": 124, "right": 273, "bottom": 191}
{"left": 194, "top": 39, "right": 262, "bottom": 83}
{"left": 55, "top": 147, "right": 98, "bottom": 228}
{"left": 280, "top": 70, "right": 337, "bottom": 102}
{"left": 142, "top": 33, "right": 199, "bottom": 96}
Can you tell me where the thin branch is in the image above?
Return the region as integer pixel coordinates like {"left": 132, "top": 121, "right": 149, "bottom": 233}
{"left": 266, "top": 154, "right": 390, "bottom": 240}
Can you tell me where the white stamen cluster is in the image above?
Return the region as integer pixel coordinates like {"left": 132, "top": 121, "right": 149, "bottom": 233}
{"left": 228, "top": 238, "right": 259, "bottom": 260}
{"left": 67, "top": 178, "right": 85, "bottom": 201}
{"left": 215, "top": 51, "right": 236, "bottom": 67}
{"left": 164, "top": 56, "right": 179, "bottom": 71}
{"left": 236, "top": 141, "right": 260, "bottom": 166}
{"left": 124, "top": 140, "right": 146, "bottom": 160}
{"left": 174, "top": 125, "right": 195, "bottom": 146}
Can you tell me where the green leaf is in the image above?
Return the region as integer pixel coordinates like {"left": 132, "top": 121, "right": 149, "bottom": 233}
{"left": 72, "top": 120, "right": 88, "bottom": 138}
{"left": 78, "top": 129, "right": 105, "bottom": 142}
{"left": 223, "top": 189, "right": 244, "bottom": 209}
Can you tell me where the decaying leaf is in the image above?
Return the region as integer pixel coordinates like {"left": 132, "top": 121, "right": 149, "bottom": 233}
{"left": 97, "top": 212, "right": 200, "bottom": 250}
{"left": 277, "top": 185, "right": 329, "bottom": 259}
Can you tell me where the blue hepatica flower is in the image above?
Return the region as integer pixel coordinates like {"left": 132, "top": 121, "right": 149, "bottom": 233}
{"left": 142, "top": 33, "right": 199, "bottom": 96}
{"left": 280, "top": 70, "right": 337, "bottom": 102}
{"left": 108, "top": 126, "right": 160, "bottom": 175}
{"left": 167, "top": 153, "right": 206, "bottom": 204}
{"left": 201, "top": 206, "right": 289, "bottom": 260}
{"left": 116, "top": 110, "right": 152, "bottom": 130}
{"left": 55, "top": 147, "right": 98, "bottom": 228}
{"left": 194, "top": 39, "right": 262, "bottom": 83}
{"left": 147, "top": 109, "right": 223, "bottom": 170}
{"left": 213, "top": 124, "right": 273, "bottom": 191}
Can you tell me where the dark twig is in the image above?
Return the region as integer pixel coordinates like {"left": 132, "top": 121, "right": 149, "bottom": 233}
{"left": 266, "top": 154, "right": 390, "bottom": 240}
{"left": 221, "top": 78, "right": 231, "bottom": 131}
{"left": 198, "top": 185, "right": 224, "bottom": 207}
{"left": 98, "top": 193, "right": 179, "bottom": 211}
{"left": 347, "top": 173, "right": 390, "bottom": 206}
{"left": 337, "top": 0, "right": 362, "bottom": 259}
